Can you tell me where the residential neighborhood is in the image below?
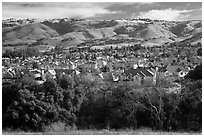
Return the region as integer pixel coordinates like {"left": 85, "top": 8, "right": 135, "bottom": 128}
{"left": 2, "top": 2, "right": 202, "bottom": 134}
{"left": 2, "top": 41, "right": 202, "bottom": 93}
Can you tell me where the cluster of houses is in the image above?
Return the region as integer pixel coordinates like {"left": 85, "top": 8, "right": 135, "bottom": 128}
{"left": 2, "top": 42, "right": 201, "bottom": 89}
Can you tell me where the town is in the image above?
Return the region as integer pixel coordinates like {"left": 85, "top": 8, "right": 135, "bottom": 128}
{"left": 2, "top": 40, "right": 202, "bottom": 93}
{"left": 2, "top": 2, "right": 202, "bottom": 134}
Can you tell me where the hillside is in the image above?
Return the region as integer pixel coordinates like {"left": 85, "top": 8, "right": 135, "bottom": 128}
{"left": 2, "top": 18, "right": 202, "bottom": 50}
{"left": 3, "top": 23, "right": 59, "bottom": 45}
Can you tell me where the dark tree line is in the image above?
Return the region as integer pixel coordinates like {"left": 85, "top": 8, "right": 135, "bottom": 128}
{"left": 2, "top": 47, "right": 40, "bottom": 58}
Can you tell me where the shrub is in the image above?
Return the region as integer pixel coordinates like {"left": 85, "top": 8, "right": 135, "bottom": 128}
{"left": 42, "top": 122, "right": 76, "bottom": 133}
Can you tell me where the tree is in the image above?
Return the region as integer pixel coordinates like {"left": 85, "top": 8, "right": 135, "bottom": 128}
{"left": 32, "top": 62, "right": 39, "bottom": 69}
{"left": 20, "top": 75, "right": 37, "bottom": 88}
{"left": 3, "top": 75, "right": 85, "bottom": 131}
{"left": 2, "top": 49, "right": 13, "bottom": 58}
{"left": 185, "top": 64, "right": 202, "bottom": 81}
{"left": 162, "top": 92, "right": 180, "bottom": 131}
{"left": 107, "top": 84, "right": 140, "bottom": 129}
{"left": 43, "top": 78, "right": 57, "bottom": 96}
{"left": 135, "top": 87, "right": 166, "bottom": 130}
{"left": 55, "top": 45, "right": 63, "bottom": 53}
{"left": 3, "top": 88, "right": 56, "bottom": 131}
{"left": 59, "top": 74, "right": 75, "bottom": 90}
{"left": 178, "top": 80, "right": 202, "bottom": 131}
{"left": 26, "top": 47, "right": 40, "bottom": 57}
{"left": 197, "top": 47, "right": 202, "bottom": 56}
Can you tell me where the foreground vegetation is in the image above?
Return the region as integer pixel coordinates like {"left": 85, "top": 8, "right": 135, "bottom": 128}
{"left": 2, "top": 64, "right": 202, "bottom": 134}
{"left": 3, "top": 128, "right": 201, "bottom": 135}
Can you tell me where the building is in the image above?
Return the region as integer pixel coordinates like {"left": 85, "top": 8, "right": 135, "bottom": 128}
{"left": 124, "top": 67, "right": 155, "bottom": 85}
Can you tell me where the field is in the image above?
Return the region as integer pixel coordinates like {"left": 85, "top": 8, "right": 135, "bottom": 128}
{"left": 3, "top": 128, "right": 201, "bottom": 135}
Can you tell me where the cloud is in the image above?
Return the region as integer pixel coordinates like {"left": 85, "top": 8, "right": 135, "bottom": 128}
{"left": 3, "top": 2, "right": 202, "bottom": 21}
{"left": 137, "top": 8, "right": 195, "bottom": 21}
{"left": 2, "top": 2, "right": 119, "bottom": 20}
{"left": 138, "top": 2, "right": 154, "bottom": 5}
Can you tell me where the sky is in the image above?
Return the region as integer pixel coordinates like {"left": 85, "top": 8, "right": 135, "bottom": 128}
{"left": 2, "top": 2, "right": 202, "bottom": 21}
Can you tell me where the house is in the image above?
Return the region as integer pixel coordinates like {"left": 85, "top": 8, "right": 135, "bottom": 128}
{"left": 42, "top": 69, "right": 56, "bottom": 81}
{"left": 111, "top": 72, "right": 120, "bottom": 82}
{"left": 157, "top": 65, "right": 168, "bottom": 77}
{"left": 30, "top": 69, "right": 41, "bottom": 79}
{"left": 55, "top": 69, "right": 76, "bottom": 79}
{"left": 79, "top": 63, "right": 96, "bottom": 73}
{"left": 29, "top": 69, "right": 44, "bottom": 84}
{"left": 18, "top": 69, "right": 33, "bottom": 78}
{"left": 3, "top": 70, "right": 14, "bottom": 79}
{"left": 124, "top": 67, "right": 155, "bottom": 85}
{"left": 166, "top": 65, "right": 182, "bottom": 76}
{"left": 166, "top": 65, "right": 188, "bottom": 78}
{"left": 3, "top": 68, "right": 17, "bottom": 79}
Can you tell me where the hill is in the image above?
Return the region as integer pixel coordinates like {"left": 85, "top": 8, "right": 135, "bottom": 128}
{"left": 3, "top": 23, "right": 59, "bottom": 46}
{"left": 2, "top": 18, "right": 202, "bottom": 50}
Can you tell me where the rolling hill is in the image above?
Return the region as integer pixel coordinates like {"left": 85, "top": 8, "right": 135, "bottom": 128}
{"left": 3, "top": 23, "right": 59, "bottom": 45}
{"left": 2, "top": 18, "right": 202, "bottom": 49}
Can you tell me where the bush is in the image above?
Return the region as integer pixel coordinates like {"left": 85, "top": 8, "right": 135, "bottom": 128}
{"left": 42, "top": 122, "right": 76, "bottom": 133}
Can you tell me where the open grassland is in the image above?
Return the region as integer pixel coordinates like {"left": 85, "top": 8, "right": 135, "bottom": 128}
{"left": 3, "top": 128, "right": 201, "bottom": 135}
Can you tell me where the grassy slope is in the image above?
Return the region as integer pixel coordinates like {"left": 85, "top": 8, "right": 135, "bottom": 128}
{"left": 3, "top": 23, "right": 59, "bottom": 44}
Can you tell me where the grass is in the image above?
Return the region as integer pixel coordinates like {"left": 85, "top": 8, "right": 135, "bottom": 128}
{"left": 3, "top": 128, "right": 201, "bottom": 135}
{"left": 3, "top": 122, "right": 201, "bottom": 135}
